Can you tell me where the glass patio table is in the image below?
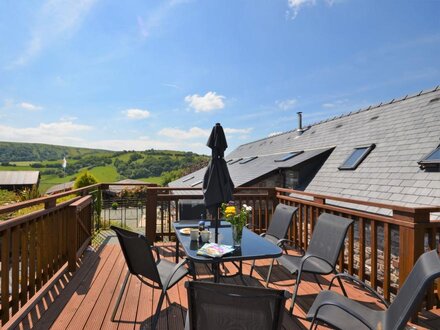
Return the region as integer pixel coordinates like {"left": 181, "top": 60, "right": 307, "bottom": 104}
{"left": 173, "top": 221, "right": 282, "bottom": 282}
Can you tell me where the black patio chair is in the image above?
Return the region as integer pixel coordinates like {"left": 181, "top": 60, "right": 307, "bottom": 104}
{"left": 249, "top": 203, "right": 298, "bottom": 277}
{"left": 175, "top": 199, "right": 207, "bottom": 262}
{"left": 307, "top": 249, "right": 440, "bottom": 330}
{"left": 266, "top": 212, "right": 353, "bottom": 313}
{"left": 185, "top": 281, "right": 290, "bottom": 330}
{"left": 111, "top": 226, "right": 189, "bottom": 330}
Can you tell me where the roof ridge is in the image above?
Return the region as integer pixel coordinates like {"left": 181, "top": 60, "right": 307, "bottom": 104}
{"left": 233, "top": 85, "right": 440, "bottom": 149}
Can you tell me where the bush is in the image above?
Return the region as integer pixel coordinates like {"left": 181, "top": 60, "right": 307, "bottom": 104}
{"left": 111, "top": 202, "right": 118, "bottom": 210}
{"left": 74, "top": 171, "right": 98, "bottom": 189}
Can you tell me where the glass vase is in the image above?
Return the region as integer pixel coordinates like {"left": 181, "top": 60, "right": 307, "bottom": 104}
{"left": 232, "top": 225, "right": 243, "bottom": 247}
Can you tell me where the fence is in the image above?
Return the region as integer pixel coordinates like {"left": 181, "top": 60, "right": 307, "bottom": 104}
{"left": 0, "top": 188, "right": 96, "bottom": 325}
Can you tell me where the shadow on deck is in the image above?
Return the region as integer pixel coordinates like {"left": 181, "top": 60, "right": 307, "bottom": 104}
{"left": 7, "top": 231, "right": 440, "bottom": 330}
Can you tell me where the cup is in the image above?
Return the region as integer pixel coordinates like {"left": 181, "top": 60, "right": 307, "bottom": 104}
{"left": 190, "top": 228, "right": 199, "bottom": 241}
{"left": 201, "top": 230, "right": 211, "bottom": 243}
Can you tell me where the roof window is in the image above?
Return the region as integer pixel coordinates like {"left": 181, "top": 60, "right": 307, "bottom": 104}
{"left": 418, "top": 145, "right": 440, "bottom": 170}
{"left": 274, "top": 151, "right": 303, "bottom": 162}
{"left": 239, "top": 156, "right": 258, "bottom": 164}
{"left": 339, "top": 144, "right": 375, "bottom": 170}
{"left": 182, "top": 176, "right": 194, "bottom": 182}
{"left": 229, "top": 158, "right": 243, "bottom": 165}
{"left": 191, "top": 180, "right": 202, "bottom": 187}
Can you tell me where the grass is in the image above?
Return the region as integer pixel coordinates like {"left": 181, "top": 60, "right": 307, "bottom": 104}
{"left": 141, "top": 176, "right": 163, "bottom": 184}
{"left": 89, "top": 166, "right": 119, "bottom": 182}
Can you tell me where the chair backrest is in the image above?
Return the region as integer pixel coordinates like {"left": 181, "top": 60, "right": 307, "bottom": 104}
{"left": 266, "top": 204, "right": 298, "bottom": 240}
{"left": 186, "top": 281, "right": 289, "bottom": 330}
{"left": 111, "top": 226, "right": 162, "bottom": 285}
{"left": 385, "top": 249, "right": 440, "bottom": 329}
{"left": 307, "top": 213, "right": 353, "bottom": 267}
{"left": 178, "top": 199, "right": 206, "bottom": 220}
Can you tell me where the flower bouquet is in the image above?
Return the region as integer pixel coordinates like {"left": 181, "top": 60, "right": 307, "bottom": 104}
{"left": 221, "top": 202, "right": 252, "bottom": 246}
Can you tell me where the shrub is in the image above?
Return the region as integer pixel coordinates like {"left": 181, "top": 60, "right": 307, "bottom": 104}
{"left": 111, "top": 202, "right": 118, "bottom": 210}
{"left": 74, "top": 171, "right": 98, "bottom": 189}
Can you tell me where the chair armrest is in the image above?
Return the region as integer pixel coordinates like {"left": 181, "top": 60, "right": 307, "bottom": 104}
{"left": 310, "top": 298, "right": 374, "bottom": 329}
{"left": 329, "top": 273, "right": 390, "bottom": 308}
{"left": 299, "top": 254, "right": 333, "bottom": 273}
{"left": 163, "top": 258, "right": 189, "bottom": 290}
{"left": 280, "top": 239, "right": 304, "bottom": 253}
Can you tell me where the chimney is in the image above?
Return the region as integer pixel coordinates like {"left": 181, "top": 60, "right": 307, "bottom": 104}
{"left": 297, "top": 112, "right": 303, "bottom": 131}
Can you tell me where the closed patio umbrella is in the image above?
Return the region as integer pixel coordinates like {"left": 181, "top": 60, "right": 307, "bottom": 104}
{"left": 203, "top": 123, "right": 234, "bottom": 242}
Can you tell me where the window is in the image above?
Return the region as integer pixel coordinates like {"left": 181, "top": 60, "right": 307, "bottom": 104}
{"left": 339, "top": 144, "right": 375, "bottom": 170}
{"left": 418, "top": 145, "right": 440, "bottom": 170}
{"left": 239, "top": 156, "right": 257, "bottom": 164}
{"left": 191, "top": 180, "right": 202, "bottom": 187}
{"left": 229, "top": 158, "right": 243, "bottom": 165}
{"left": 274, "top": 151, "right": 303, "bottom": 162}
{"left": 182, "top": 176, "right": 194, "bottom": 182}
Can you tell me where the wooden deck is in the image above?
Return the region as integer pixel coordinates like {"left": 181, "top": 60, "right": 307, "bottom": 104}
{"left": 6, "top": 231, "right": 440, "bottom": 330}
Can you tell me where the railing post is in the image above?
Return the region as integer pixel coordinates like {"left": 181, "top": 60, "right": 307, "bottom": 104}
{"left": 67, "top": 204, "right": 78, "bottom": 272}
{"left": 395, "top": 209, "right": 428, "bottom": 287}
{"left": 146, "top": 188, "right": 158, "bottom": 242}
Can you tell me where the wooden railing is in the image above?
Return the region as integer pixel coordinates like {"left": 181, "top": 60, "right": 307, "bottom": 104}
{"left": 145, "top": 187, "right": 278, "bottom": 242}
{"left": 275, "top": 187, "right": 440, "bottom": 305}
{"left": 0, "top": 192, "right": 95, "bottom": 325}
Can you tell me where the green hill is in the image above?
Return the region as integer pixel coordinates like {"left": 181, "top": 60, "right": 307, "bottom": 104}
{"left": 0, "top": 142, "right": 209, "bottom": 192}
{"left": 0, "top": 141, "right": 110, "bottom": 162}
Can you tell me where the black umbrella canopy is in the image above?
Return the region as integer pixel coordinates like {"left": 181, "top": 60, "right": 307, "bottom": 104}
{"left": 203, "top": 123, "right": 235, "bottom": 212}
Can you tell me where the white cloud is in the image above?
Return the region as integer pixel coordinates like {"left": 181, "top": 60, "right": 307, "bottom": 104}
{"left": 158, "top": 127, "right": 210, "bottom": 139}
{"left": 287, "top": 0, "right": 340, "bottom": 19}
{"left": 276, "top": 98, "right": 297, "bottom": 110}
{"left": 185, "top": 91, "right": 225, "bottom": 112}
{"left": 19, "top": 102, "right": 43, "bottom": 111}
{"left": 0, "top": 120, "right": 92, "bottom": 145}
{"left": 12, "top": 0, "right": 98, "bottom": 67}
{"left": 89, "top": 138, "right": 208, "bottom": 154}
{"left": 137, "top": 0, "right": 188, "bottom": 39}
{"left": 321, "top": 99, "right": 349, "bottom": 108}
{"left": 123, "top": 108, "right": 151, "bottom": 119}
{"left": 268, "top": 132, "right": 283, "bottom": 137}
{"left": 224, "top": 127, "right": 253, "bottom": 134}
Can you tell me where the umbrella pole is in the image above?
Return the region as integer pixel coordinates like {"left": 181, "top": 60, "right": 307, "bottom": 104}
{"left": 215, "top": 209, "right": 219, "bottom": 243}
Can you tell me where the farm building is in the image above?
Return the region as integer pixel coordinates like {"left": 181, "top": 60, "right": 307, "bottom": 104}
{"left": 0, "top": 171, "right": 40, "bottom": 191}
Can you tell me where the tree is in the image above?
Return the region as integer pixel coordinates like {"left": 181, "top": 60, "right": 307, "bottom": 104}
{"left": 74, "top": 171, "right": 98, "bottom": 189}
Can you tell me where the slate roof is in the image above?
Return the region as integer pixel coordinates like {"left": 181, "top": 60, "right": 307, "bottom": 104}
{"left": 0, "top": 171, "right": 40, "bottom": 186}
{"left": 170, "top": 86, "right": 440, "bottom": 209}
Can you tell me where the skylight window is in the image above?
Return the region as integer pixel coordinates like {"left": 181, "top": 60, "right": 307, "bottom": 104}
{"left": 182, "top": 176, "right": 194, "bottom": 182}
{"left": 191, "top": 180, "right": 202, "bottom": 187}
{"left": 239, "top": 156, "right": 257, "bottom": 164}
{"left": 229, "top": 158, "right": 243, "bottom": 165}
{"left": 339, "top": 144, "right": 375, "bottom": 170}
{"left": 274, "top": 151, "right": 302, "bottom": 162}
{"left": 418, "top": 145, "right": 440, "bottom": 170}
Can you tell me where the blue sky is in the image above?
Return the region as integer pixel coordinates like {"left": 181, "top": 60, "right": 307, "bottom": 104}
{"left": 0, "top": 0, "right": 439, "bottom": 155}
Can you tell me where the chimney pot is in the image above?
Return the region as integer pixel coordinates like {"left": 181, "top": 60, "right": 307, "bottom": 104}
{"left": 297, "top": 112, "right": 303, "bottom": 131}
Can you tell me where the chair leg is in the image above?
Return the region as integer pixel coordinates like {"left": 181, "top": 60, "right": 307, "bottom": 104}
{"left": 175, "top": 240, "right": 179, "bottom": 263}
{"left": 313, "top": 273, "right": 324, "bottom": 290}
{"left": 289, "top": 271, "right": 302, "bottom": 313}
{"left": 335, "top": 271, "right": 348, "bottom": 297}
{"left": 250, "top": 259, "right": 256, "bottom": 277}
{"left": 151, "top": 290, "right": 166, "bottom": 330}
{"left": 265, "top": 258, "right": 275, "bottom": 287}
{"left": 111, "top": 270, "right": 130, "bottom": 321}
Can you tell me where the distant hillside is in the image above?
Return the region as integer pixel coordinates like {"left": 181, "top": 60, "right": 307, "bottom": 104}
{"left": 0, "top": 142, "right": 209, "bottom": 192}
{"left": 0, "top": 141, "right": 110, "bottom": 162}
